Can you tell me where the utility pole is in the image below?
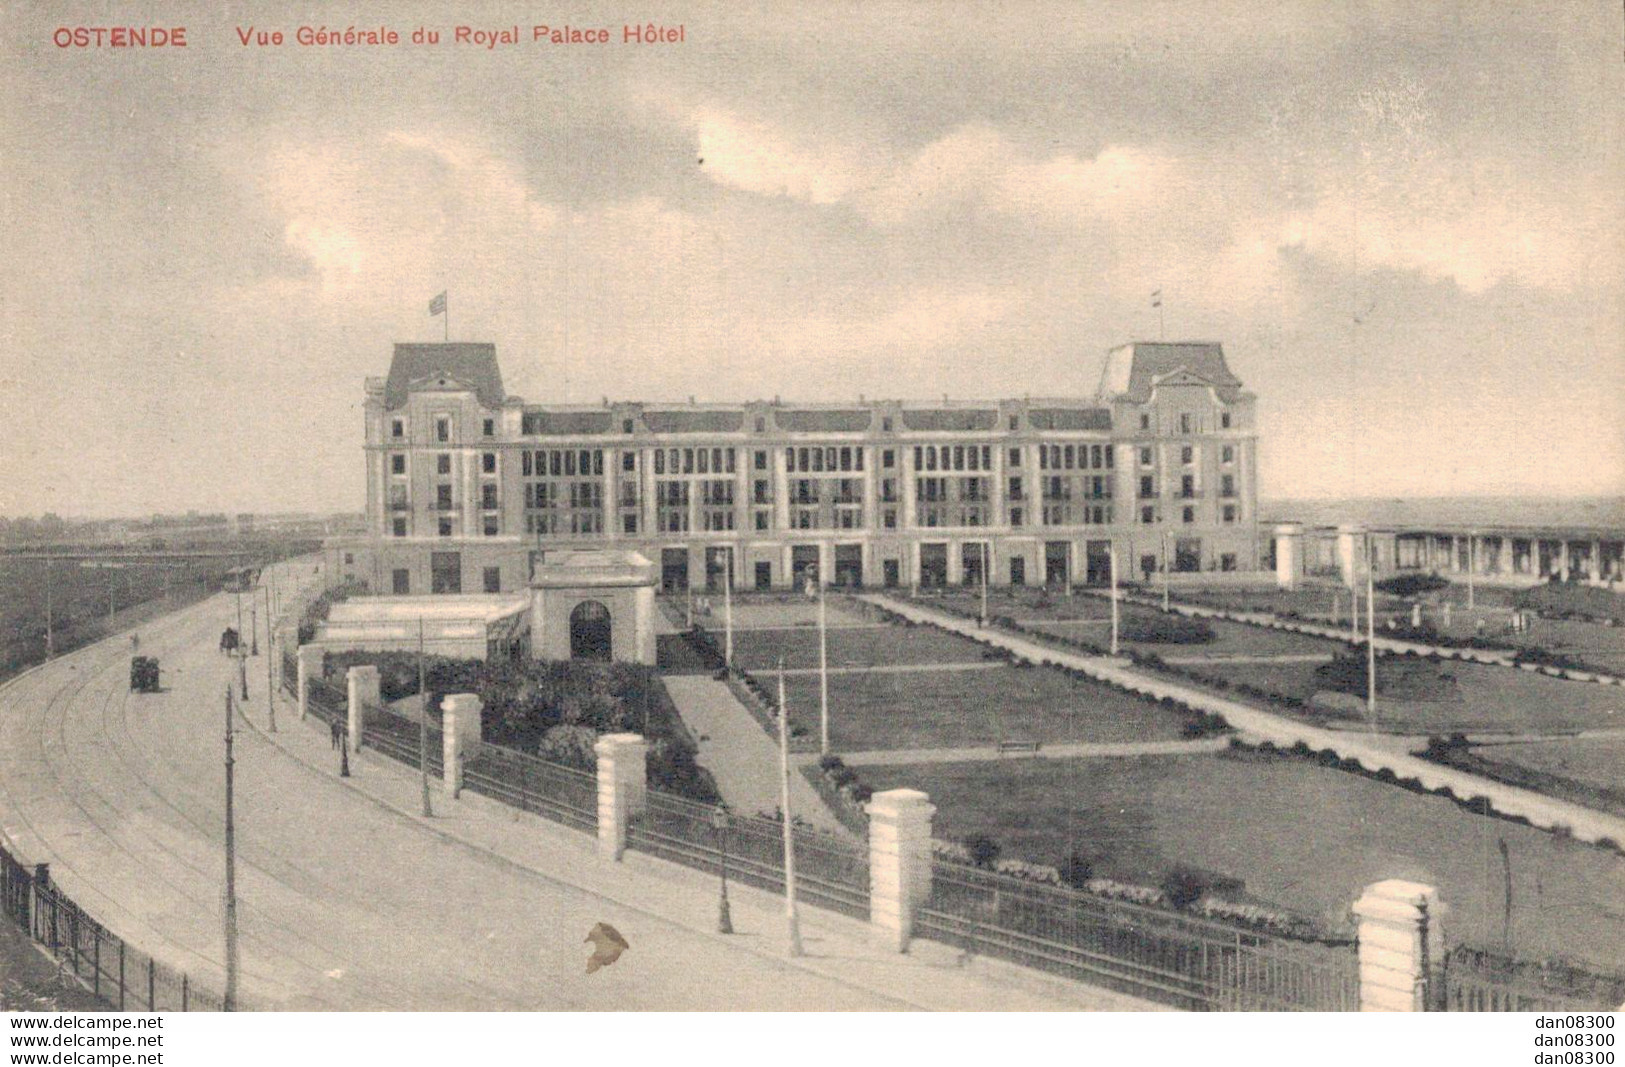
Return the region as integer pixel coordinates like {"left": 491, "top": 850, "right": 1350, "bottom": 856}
{"left": 1162, "top": 529, "right": 1171, "bottom": 612}
{"left": 263, "top": 583, "right": 276, "bottom": 732}
{"left": 816, "top": 571, "right": 830, "bottom": 756}
{"left": 223, "top": 687, "right": 239, "bottom": 1011}
{"left": 775, "top": 660, "right": 803, "bottom": 957}
{"left": 1366, "top": 531, "right": 1377, "bottom": 730}
{"left": 980, "top": 541, "right": 989, "bottom": 627}
{"left": 1109, "top": 544, "right": 1120, "bottom": 656}
{"left": 418, "top": 618, "right": 432, "bottom": 818}
{"left": 43, "top": 557, "right": 54, "bottom": 660}
{"left": 723, "top": 550, "right": 733, "bottom": 671}
{"left": 249, "top": 600, "right": 258, "bottom": 656}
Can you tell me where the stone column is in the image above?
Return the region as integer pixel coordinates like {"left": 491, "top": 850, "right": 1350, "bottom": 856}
{"left": 441, "top": 693, "right": 483, "bottom": 799}
{"left": 296, "top": 645, "right": 323, "bottom": 721}
{"left": 867, "top": 788, "right": 936, "bottom": 952}
{"left": 594, "top": 733, "right": 648, "bottom": 860}
{"left": 1273, "top": 523, "right": 1304, "bottom": 590}
{"left": 346, "top": 665, "right": 379, "bottom": 755}
{"left": 1352, "top": 879, "right": 1444, "bottom": 1012}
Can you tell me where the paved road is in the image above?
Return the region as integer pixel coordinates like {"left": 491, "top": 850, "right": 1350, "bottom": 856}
{"left": 0, "top": 563, "right": 1150, "bottom": 1011}
{"left": 802, "top": 738, "right": 1231, "bottom": 768}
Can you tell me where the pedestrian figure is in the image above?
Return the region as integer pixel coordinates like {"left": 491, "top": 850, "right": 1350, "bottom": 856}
{"left": 330, "top": 718, "right": 342, "bottom": 749}
{"left": 130, "top": 633, "right": 140, "bottom": 653}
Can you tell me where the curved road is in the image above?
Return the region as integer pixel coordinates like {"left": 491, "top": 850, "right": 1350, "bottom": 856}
{"left": 0, "top": 562, "right": 1135, "bottom": 1011}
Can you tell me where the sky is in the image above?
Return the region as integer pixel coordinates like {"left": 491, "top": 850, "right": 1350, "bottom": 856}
{"left": 1, "top": 0, "right": 1621, "bottom": 518}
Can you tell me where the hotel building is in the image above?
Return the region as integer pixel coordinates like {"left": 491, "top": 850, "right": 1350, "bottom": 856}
{"left": 326, "top": 340, "right": 1261, "bottom": 594}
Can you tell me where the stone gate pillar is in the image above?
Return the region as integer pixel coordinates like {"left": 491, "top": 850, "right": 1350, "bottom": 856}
{"left": 867, "top": 789, "right": 936, "bottom": 952}
{"left": 1352, "top": 879, "right": 1444, "bottom": 1011}
{"left": 346, "top": 665, "right": 379, "bottom": 756}
{"left": 594, "top": 733, "right": 648, "bottom": 860}
{"left": 441, "top": 693, "right": 483, "bottom": 798}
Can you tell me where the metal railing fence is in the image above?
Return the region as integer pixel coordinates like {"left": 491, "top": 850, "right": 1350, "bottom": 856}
{"left": 917, "top": 859, "right": 1360, "bottom": 1012}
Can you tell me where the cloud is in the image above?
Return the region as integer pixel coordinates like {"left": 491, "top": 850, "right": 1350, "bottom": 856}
{"left": 693, "top": 107, "right": 863, "bottom": 205}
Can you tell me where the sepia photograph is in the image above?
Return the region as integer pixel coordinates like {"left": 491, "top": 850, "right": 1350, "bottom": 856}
{"left": 1, "top": 0, "right": 1621, "bottom": 1058}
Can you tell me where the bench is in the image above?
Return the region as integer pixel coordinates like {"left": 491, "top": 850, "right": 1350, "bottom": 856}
{"left": 995, "top": 739, "right": 1041, "bottom": 756}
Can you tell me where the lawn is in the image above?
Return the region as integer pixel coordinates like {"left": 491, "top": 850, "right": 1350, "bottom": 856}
{"left": 729, "top": 624, "right": 991, "bottom": 672}
{"left": 1476, "top": 737, "right": 1625, "bottom": 799}
{"left": 1191, "top": 656, "right": 1624, "bottom": 735}
{"left": 861, "top": 750, "right": 1625, "bottom": 970}
{"left": 777, "top": 664, "right": 1195, "bottom": 751}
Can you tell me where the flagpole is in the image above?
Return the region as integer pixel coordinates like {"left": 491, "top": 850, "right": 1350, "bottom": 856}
{"left": 444, "top": 291, "right": 449, "bottom": 342}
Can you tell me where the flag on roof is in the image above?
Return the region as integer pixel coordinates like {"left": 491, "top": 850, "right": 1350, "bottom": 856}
{"left": 429, "top": 291, "right": 446, "bottom": 316}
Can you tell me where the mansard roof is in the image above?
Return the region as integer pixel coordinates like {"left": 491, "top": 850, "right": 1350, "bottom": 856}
{"left": 1098, "top": 342, "right": 1243, "bottom": 403}
{"left": 384, "top": 343, "right": 505, "bottom": 410}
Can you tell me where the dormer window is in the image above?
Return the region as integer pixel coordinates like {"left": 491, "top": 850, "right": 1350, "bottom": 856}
{"left": 623, "top": 418, "right": 635, "bottom": 434}
{"left": 482, "top": 418, "right": 495, "bottom": 437}
{"left": 1221, "top": 412, "right": 1232, "bottom": 429}
{"left": 754, "top": 417, "right": 766, "bottom": 433}
{"left": 882, "top": 417, "right": 893, "bottom": 433}
{"left": 435, "top": 415, "right": 451, "bottom": 443}
{"left": 1008, "top": 416, "right": 1019, "bottom": 431}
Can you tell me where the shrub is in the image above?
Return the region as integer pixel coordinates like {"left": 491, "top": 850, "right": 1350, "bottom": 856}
{"left": 1160, "top": 865, "right": 1212, "bottom": 909}
{"left": 965, "top": 834, "right": 1002, "bottom": 869}
{"left": 1059, "top": 852, "right": 1095, "bottom": 889}
{"left": 1375, "top": 573, "right": 1450, "bottom": 598}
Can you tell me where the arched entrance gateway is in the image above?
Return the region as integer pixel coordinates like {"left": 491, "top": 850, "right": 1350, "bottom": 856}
{"left": 569, "top": 600, "right": 613, "bottom": 661}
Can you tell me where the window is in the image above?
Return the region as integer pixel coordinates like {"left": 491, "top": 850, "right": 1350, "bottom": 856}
{"left": 1181, "top": 446, "right": 1193, "bottom": 465}
{"left": 483, "top": 516, "right": 499, "bottom": 536}
{"left": 392, "top": 569, "right": 410, "bottom": 594}
{"left": 437, "top": 454, "right": 451, "bottom": 475}
{"left": 622, "top": 451, "right": 636, "bottom": 472}
{"left": 1008, "top": 415, "right": 1019, "bottom": 431}
{"left": 482, "top": 418, "right": 494, "bottom": 437}
{"left": 1221, "top": 553, "right": 1237, "bottom": 571}
{"left": 1221, "top": 412, "right": 1232, "bottom": 429}
{"left": 1010, "top": 506, "right": 1023, "bottom": 527}
{"left": 1183, "top": 506, "right": 1195, "bottom": 524}
{"left": 392, "top": 518, "right": 406, "bottom": 537}
{"left": 482, "top": 452, "right": 496, "bottom": 474}
{"left": 435, "top": 416, "right": 451, "bottom": 442}
{"left": 754, "top": 512, "right": 769, "bottom": 531}
{"left": 754, "top": 416, "right": 766, "bottom": 432}
{"left": 654, "top": 450, "right": 664, "bottom": 474}
{"left": 1139, "top": 475, "right": 1155, "bottom": 498}
{"left": 882, "top": 417, "right": 893, "bottom": 432}
{"left": 1008, "top": 476, "right": 1023, "bottom": 500}
{"left": 437, "top": 484, "right": 453, "bottom": 510}
{"left": 1181, "top": 474, "right": 1195, "bottom": 498}
{"left": 438, "top": 517, "right": 453, "bottom": 537}
{"left": 882, "top": 449, "right": 895, "bottom": 468}
{"left": 1141, "top": 506, "right": 1155, "bottom": 525}
{"left": 1222, "top": 445, "right": 1234, "bottom": 464}
{"left": 1140, "top": 447, "right": 1153, "bottom": 466}
{"left": 1221, "top": 474, "right": 1235, "bottom": 497}
{"left": 483, "top": 567, "right": 501, "bottom": 593}
{"left": 754, "top": 450, "right": 767, "bottom": 470}
{"left": 623, "top": 418, "right": 635, "bottom": 434}
{"left": 1180, "top": 414, "right": 1192, "bottom": 434}
{"left": 1223, "top": 505, "right": 1237, "bottom": 524}
{"left": 482, "top": 484, "right": 498, "bottom": 509}
{"left": 391, "top": 418, "right": 404, "bottom": 439}
{"left": 1008, "top": 448, "right": 1021, "bottom": 468}
{"left": 391, "top": 454, "right": 406, "bottom": 475}
{"left": 883, "top": 509, "right": 897, "bottom": 529}
{"left": 1140, "top": 413, "right": 1151, "bottom": 430}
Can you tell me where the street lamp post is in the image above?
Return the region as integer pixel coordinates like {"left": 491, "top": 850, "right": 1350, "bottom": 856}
{"left": 264, "top": 583, "right": 276, "bottom": 732}
{"left": 711, "top": 804, "right": 733, "bottom": 934}
{"left": 1366, "top": 530, "right": 1377, "bottom": 730}
{"left": 249, "top": 601, "right": 259, "bottom": 656}
{"left": 43, "top": 557, "right": 54, "bottom": 660}
{"left": 222, "top": 687, "right": 239, "bottom": 1011}
{"left": 816, "top": 572, "right": 829, "bottom": 757}
{"left": 1109, "top": 544, "right": 1121, "bottom": 656}
{"left": 980, "top": 541, "right": 989, "bottom": 627}
{"left": 775, "top": 660, "right": 804, "bottom": 957}
{"left": 418, "top": 618, "right": 432, "bottom": 818}
{"left": 723, "top": 553, "right": 733, "bottom": 671}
